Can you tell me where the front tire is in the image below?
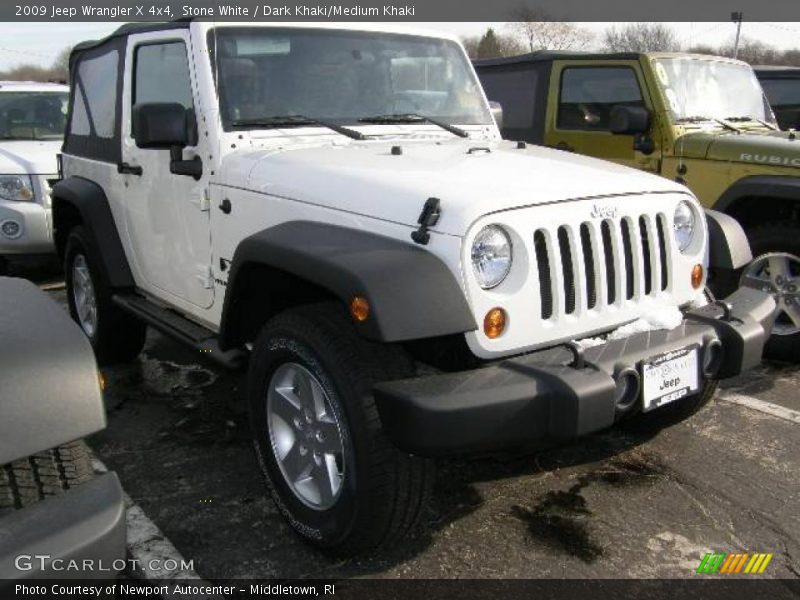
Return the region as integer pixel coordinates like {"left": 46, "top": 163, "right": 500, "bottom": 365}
{"left": 247, "top": 303, "right": 433, "bottom": 556}
{"left": 742, "top": 223, "right": 800, "bottom": 363}
{"left": 64, "top": 226, "right": 146, "bottom": 365}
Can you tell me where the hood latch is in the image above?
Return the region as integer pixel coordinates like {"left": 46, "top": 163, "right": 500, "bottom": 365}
{"left": 411, "top": 197, "right": 441, "bottom": 245}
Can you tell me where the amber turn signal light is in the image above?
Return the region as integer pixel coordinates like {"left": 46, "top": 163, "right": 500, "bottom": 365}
{"left": 484, "top": 307, "right": 507, "bottom": 339}
{"left": 350, "top": 296, "right": 370, "bottom": 322}
{"left": 691, "top": 264, "right": 704, "bottom": 289}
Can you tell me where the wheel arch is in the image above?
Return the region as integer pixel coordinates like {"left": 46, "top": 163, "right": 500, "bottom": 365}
{"left": 51, "top": 176, "right": 135, "bottom": 290}
{"left": 218, "top": 221, "right": 477, "bottom": 350}
{"left": 714, "top": 176, "right": 800, "bottom": 231}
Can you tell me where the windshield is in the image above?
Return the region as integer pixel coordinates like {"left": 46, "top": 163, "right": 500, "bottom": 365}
{"left": 0, "top": 91, "right": 68, "bottom": 140}
{"left": 652, "top": 58, "right": 776, "bottom": 126}
{"left": 208, "top": 27, "right": 491, "bottom": 130}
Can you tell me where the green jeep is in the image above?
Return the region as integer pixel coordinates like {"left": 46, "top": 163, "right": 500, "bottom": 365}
{"left": 475, "top": 52, "right": 800, "bottom": 360}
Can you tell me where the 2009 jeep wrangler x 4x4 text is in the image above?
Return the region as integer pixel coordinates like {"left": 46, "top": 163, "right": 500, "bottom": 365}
{"left": 54, "top": 22, "right": 774, "bottom": 555}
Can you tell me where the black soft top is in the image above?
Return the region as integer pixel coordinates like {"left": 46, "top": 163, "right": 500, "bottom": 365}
{"left": 72, "top": 20, "right": 191, "bottom": 54}
{"left": 473, "top": 51, "right": 642, "bottom": 68}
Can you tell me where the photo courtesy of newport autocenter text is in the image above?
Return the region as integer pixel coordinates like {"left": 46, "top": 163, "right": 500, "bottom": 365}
{"left": 0, "top": 0, "right": 799, "bottom": 596}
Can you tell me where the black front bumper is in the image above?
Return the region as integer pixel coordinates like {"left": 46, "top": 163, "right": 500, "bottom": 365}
{"left": 0, "top": 473, "right": 126, "bottom": 581}
{"left": 374, "top": 288, "right": 775, "bottom": 457}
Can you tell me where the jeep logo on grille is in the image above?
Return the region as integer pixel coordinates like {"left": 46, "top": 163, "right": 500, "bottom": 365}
{"left": 590, "top": 205, "right": 618, "bottom": 219}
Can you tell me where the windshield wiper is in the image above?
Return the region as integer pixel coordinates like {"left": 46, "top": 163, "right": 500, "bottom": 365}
{"left": 230, "top": 115, "right": 367, "bottom": 141}
{"left": 724, "top": 116, "right": 779, "bottom": 130}
{"left": 358, "top": 113, "right": 469, "bottom": 138}
{"left": 675, "top": 115, "right": 742, "bottom": 133}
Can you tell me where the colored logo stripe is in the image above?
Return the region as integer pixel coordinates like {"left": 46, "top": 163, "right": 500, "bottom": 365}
{"left": 697, "top": 552, "right": 773, "bottom": 574}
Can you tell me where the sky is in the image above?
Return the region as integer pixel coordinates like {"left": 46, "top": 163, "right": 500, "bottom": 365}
{"left": 0, "top": 21, "right": 798, "bottom": 70}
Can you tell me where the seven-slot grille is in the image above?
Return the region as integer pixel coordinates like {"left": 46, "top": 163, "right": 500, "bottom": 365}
{"left": 532, "top": 212, "right": 671, "bottom": 320}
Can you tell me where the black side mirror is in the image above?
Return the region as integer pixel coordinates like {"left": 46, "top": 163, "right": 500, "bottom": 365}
{"left": 609, "top": 105, "right": 650, "bottom": 135}
{"left": 132, "top": 103, "right": 202, "bottom": 180}
{"left": 489, "top": 101, "right": 503, "bottom": 131}
{"left": 132, "top": 103, "right": 192, "bottom": 148}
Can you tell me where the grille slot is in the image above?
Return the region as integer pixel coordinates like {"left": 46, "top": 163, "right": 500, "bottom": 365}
{"left": 620, "top": 218, "right": 635, "bottom": 300}
{"left": 534, "top": 230, "right": 553, "bottom": 319}
{"left": 656, "top": 214, "right": 669, "bottom": 291}
{"left": 557, "top": 226, "right": 576, "bottom": 315}
{"left": 639, "top": 216, "right": 653, "bottom": 295}
{"left": 601, "top": 220, "right": 616, "bottom": 305}
{"left": 579, "top": 223, "right": 597, "bottom": 309}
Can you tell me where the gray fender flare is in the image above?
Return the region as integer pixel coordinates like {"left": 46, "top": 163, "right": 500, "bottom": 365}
{"left": 0, "top": 277, "right": 105, "bottom": 465}
{"left": 219, "top": 221, "right": 477, "bottom": 348}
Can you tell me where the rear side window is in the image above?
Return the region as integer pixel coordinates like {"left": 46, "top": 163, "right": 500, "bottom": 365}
{"left": 558, "top": 67, "right": 643, "bottom": 130}
{"left": 71, "top": 50, "right": 119, "bottom": 139}
{"left": 478, "top": 66, "right": 539, "bottom": 130}
{"left": 133, "top": 42, "right": 194, "bottom": 110}
{"left": 759, "top": 78, "right": 800, "bottom": 105}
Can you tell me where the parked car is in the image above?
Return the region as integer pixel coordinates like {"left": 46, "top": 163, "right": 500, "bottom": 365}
{"left": 0, "top": 81, "right": 68, "bottom": 275}
{"left": 754, "top": 66, "right": 800, "bottom": 131}
{"left": 54, "top": 22, "right": 774, "bottom": 555}
{"left": 475, "top": 52, "right": 800, "bottom": 361}
{"left": 0, "top": 277, "right": 125, "bottom": 583}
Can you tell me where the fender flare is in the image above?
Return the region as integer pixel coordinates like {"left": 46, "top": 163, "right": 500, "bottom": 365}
{"left": 51, "top": 176, "right": 134, "bottom": 289}
{"left": 714, "top": 175, "right": 800, "bottom": 213}
{"left": 705, "top": 209, "right": 752, "bottom": 271}
{"left": 0, "top": 277, "right": 105, "bottom": 465}
{"left": 219, "top": 221, "right": 478, "bottom": 347}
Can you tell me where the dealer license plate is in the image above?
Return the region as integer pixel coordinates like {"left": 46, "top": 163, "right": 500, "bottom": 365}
{"left": 641, "top": 346, "right": 700, "bottom": 412}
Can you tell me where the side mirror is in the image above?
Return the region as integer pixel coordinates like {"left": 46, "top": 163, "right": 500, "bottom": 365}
{"left": 609, "top": 105, "right": 650, "bottom": 135}
{"left": 132, "top": 103, "right": 202, "bottom": 180}
{"left": 132, "top": 103, "right": 193, "bottom": 149}
{"left": 489, "top": 101, "right": 503, "bottom": 131}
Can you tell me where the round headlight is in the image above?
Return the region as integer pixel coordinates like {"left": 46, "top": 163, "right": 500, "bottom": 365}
{"left": 673, "top": 200, "right": 696, "bottom": 252}
{"left": 471, "top": 225, "right": 512, "bottom": 289}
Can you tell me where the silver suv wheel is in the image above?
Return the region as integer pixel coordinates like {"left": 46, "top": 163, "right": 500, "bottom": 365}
{"left": 741, "top": 252, "right": 800, "bottom": 336}
{"left": 71, "top": 254, "right": 98, "bottom": 339}
{"left": 266, "top": 362, "right": 345, "bottom": 510}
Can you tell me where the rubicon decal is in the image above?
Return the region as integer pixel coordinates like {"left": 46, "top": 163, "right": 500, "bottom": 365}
{"left": 696, "top": 551, "right": 774, "bottom": 574}
{"left": 739, "top": 153, "right": 800, "bottom": 167}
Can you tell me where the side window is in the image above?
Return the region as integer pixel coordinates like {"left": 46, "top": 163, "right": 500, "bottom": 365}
{"left": 558, "top": 67, "right": 644, "bottom": 131}
{"left": 71, "top": 49, "right": 119, "bottom": 138}
{"left": 133, "top": 42, "right": 194, "bottom": 113}
{"left": 479, "top": 66, "right": 539, "bottom": 130}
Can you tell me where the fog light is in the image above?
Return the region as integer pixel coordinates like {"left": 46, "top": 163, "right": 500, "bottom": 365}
{"left": 691, "top": 264, "right": 704, "bottom": 289}
{"left": 614, "top": 368, "right": 640, "bottom": 413}
{"left": 483, "top": 307, "right": 507, "bottom": 339}
{"left": 350, "top": 296, "right": 370, "bottom": 322}
{"left": 0, "top": 219, "right": 21, "bottom": 239}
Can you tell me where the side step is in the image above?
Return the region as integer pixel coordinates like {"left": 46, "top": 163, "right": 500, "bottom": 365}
{"left": 112, "top": 293, "right": 247, "bottom": 370}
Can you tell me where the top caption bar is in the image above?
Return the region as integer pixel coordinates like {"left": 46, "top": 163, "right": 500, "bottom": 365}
{"left": 6, "top": 0, "right": 800, "bottom": 22}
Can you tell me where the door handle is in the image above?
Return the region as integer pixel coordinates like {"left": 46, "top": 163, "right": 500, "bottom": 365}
{"left": 118, "top": 162, "right": 143, "bottom": 176}
{"left": 218, "top": 198, "right": 231, "bottom": 214}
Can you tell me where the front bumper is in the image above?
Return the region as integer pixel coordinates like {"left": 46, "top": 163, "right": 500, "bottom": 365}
{"left": 375, "top": 287, "right": 775, "bottom": 457}
{"left": 0, "top": 473, "right": 126, "bottom": 581}
{"left": 0, "top": 199, "right": 52, "bottom": 254}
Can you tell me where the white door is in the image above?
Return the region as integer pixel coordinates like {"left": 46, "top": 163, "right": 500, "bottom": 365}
{"left": 119, "top": 32, "right": 213, "bottom": 309}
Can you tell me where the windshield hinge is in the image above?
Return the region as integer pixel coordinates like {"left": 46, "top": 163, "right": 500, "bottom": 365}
{"left": 411, "top": 197, "right": 441, "bottom": 245}
{"left": 196, "top": 265, "right": 214, "bottom": 289}
{"left": 193, "top": 188, "right": 211, "bottom": 212}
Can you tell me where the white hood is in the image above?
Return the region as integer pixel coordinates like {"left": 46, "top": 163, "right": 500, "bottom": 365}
{"left": 0, "top": 140, "right": 61, "bottom": 175}
{"left": 222, "top": 138, "right": 689, "bottom": 236}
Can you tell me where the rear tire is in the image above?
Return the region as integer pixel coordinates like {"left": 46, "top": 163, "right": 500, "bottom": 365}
{"left": 0, "top": 441, "right": 94, "bottom": 517}
{"left": 743, "top": 222, "right": 800, "bottom": 363}
{"left": 247, "top": 302, "right": 433, "bottom": 556}
{"left": 64, "top": 226, "right": 146, "bottom": 365}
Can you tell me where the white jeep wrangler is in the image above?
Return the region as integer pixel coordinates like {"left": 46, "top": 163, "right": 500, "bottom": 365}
{"left": 54, "top": 22, "right": 775, "bottom": 555}
{"left": 0, "top": 81, "right": 69, "bottom": 273}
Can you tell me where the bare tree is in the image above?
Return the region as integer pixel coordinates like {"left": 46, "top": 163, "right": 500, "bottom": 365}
{"left": 463, "top": 28, "right": 525, "bottom": 59}
{"left": 52, "top": 46, "right": 73, "bottom": 79}
{"left": 603, "top": 23, "right": 680, "bottom": 53}
{"left": 687, "top": 39, "right": 800, "bottom": 67}
{"left": 508, "top": 8, "right": 594, "bottom": 52}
